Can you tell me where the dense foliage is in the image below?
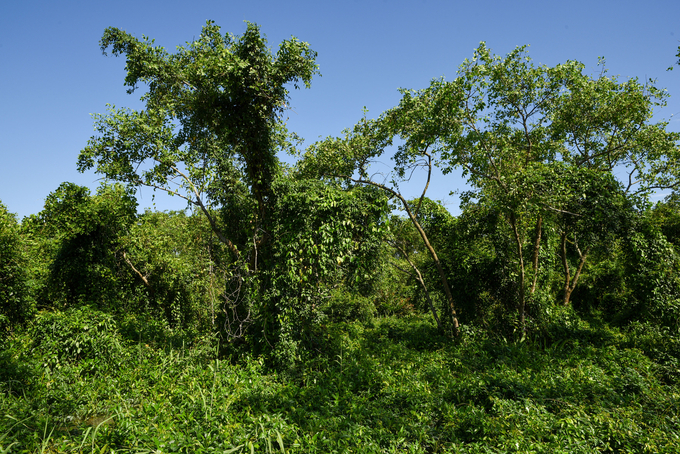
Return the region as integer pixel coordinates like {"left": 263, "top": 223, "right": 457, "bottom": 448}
{"left": 2, "top": 314, "right": 680, "bottom": 452}
{"left": 2, "top": 23, "right": 680, "bottom": 452}
{"left": 20, "top": 183, "right": 138, "bottom": 312}
{"left": 0, "top": 203, "right": 32, "bottom": 337}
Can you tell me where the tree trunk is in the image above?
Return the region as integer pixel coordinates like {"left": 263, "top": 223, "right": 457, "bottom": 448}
{"left": 392, "top": 242, "right": 442, "bottom": 332}
{"left": 530, "top": 216, "right": 542, "bottom": 295}
{"left": 350, "top": 176, "right": 461, "bottom": 336}
{"left": 560, "top": 232, "right": 589, "bottom": 306}
{"left": 510, "top": 213, "right": 526, "bottom": 334}
{"left": 405, "top": 210, "right": 460, "bottom": 336}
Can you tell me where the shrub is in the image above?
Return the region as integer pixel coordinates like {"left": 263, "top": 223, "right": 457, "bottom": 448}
{"left": 321, "top": 289, "right": 376, "bottom": 323}
{"left": 0, "top": 201, "right": 33, "bottom": 336}
{"left": 30, "top": 307, "right": 126, "bottom": 375}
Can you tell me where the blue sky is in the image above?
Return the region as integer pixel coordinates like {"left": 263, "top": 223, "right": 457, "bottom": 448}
{"left": 1, "top": 0, "right": 679, "bottom": 219}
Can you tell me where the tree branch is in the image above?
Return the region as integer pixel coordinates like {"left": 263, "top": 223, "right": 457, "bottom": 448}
{"left": 392, "top": 241, "right": 442, "bottom": 331}
{"left": 123, "top": 252, "right": 150, "bottom": 287}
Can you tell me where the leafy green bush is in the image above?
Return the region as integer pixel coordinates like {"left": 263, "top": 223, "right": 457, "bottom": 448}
{"left": 123, "top": 210, "right": 221, "bottom": 332}
{"left": 21, "top": 183, "right": 138, "bottom": 311}
{"left": 30, "top": 307, "right": 126, "bottom": 375}
{"left": 0, "top": 201, "right": 32, "bottom": 336}
{"left": 257, "top": 179, "right": 388, "bottom": 369}
{"left": 623, "top": 224, "right": 680, "bottom": 330}
{"left": 320, "top": 289, "right": 376, "bottom": 323}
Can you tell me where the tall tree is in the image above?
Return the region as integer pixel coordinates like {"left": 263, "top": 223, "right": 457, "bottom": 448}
{"left": 432, "top": 44, "right": 679, "bottom": 329}
{"left": 77, "top": 20, "right": 319, "bottom": 266}
{"left": 300, "top": 84, "right": 464, "bottom": 335}
{"left": 307, "top": 43, "right": 680, "bottom": 333}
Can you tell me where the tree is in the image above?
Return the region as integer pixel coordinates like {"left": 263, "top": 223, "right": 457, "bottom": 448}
{"left": 650, "top": 194, "right": 680, "bottom": 250}
{"left": 440, "top": 198, "right": 520, "bottom": 328}
{"left": 622, "top": 213, "right": 680, "bottom": 330}
{"left": 388, "top": 198, "right": 459, "bottom": 331}
{"left": 431, "top": 43, "right": 679, "bottom": 330}
{"left": 76, "top": 22, "right": 322, "bottom": 354}
{"left": 300, "top": 90, "right": 464, "bottom": 335}
{"left": 516, "top": 164, "right": 634, "bottom": 306}
{"left": 308, "top": 43, "right": 680, "bottom": 334}
{"left": 77, "top": 20, "right": 319, "bottom": 267}
{"left": 260, "top": 179, "right": 388, "bottom": 367}
{"left": 21, "top": 183, "right": 137, "bottom": 311}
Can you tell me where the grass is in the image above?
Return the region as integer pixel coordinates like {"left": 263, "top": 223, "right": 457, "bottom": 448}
{"left": 1, "top": 312, "right": 679, "bottom": 453}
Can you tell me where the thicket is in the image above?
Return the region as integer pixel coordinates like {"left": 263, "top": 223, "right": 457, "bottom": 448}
{"left": 0, "top": 202, "right": 32, "bottom": 337}
{"left": 1, "top": 22, "right": 680, "bottom": 452}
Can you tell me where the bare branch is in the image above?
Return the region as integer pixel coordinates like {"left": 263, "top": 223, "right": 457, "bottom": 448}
{"left": 123, "top": 252, "right": 150, "bottom": 287}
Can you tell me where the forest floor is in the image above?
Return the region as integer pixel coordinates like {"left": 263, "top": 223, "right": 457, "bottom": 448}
{"left": 1, "top": 312, "right": 679, "bottom": 453}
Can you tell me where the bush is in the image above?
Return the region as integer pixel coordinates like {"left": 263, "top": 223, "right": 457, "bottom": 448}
{"left": 124, "top": 210, "right": 220, "bottom": 331}
{"left": 621, "top": 223, "right": 680, "bottom": 329}
{"left": 321, "top": 289, "right": 376, "bottom": 323}
{"left": 0, "top": 201, "right": 32, "bottom": 336}
{"left": 30, "top": 307, "right": 126, "bottom": 375}
{"left": 20, "top": 183, "right": 138, "bottom": 311}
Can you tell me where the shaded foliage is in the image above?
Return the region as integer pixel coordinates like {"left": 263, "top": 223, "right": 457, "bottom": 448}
{"left": 0, "top": 202, "right": 32, "bottom": 336}
{"left": 21, "top": 183, "right": 137, "bottom": 311}
{"left": 123, "top": 210, "right": 223, "bottom": 331}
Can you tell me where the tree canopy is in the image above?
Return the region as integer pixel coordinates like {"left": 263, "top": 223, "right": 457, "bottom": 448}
{"left": 78, "top": 20, "right": 319, "bottom": 261}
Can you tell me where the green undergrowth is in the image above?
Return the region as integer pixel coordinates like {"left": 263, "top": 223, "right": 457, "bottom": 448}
{"left": 1, "top": 309, "right": 679, "bottom": 453}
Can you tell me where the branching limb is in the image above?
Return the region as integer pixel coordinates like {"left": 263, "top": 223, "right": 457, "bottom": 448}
{"left": 123, "top": 252, "right": 150, "bottom": 287}
{"left": 343, "top": 174, "right": 459, "bottom": 335}
{"left": 170, "top": 165, "right": 241, "bottom": 258}
{"left": 414, "top": 147, "right": 432, "bottom": 217}
{"left": 392, "top": 242, "right": 442, "bottom": 331}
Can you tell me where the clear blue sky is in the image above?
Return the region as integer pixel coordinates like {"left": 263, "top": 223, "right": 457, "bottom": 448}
{"left": 1, "top": 0, "right": 679, "bottom": 219}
